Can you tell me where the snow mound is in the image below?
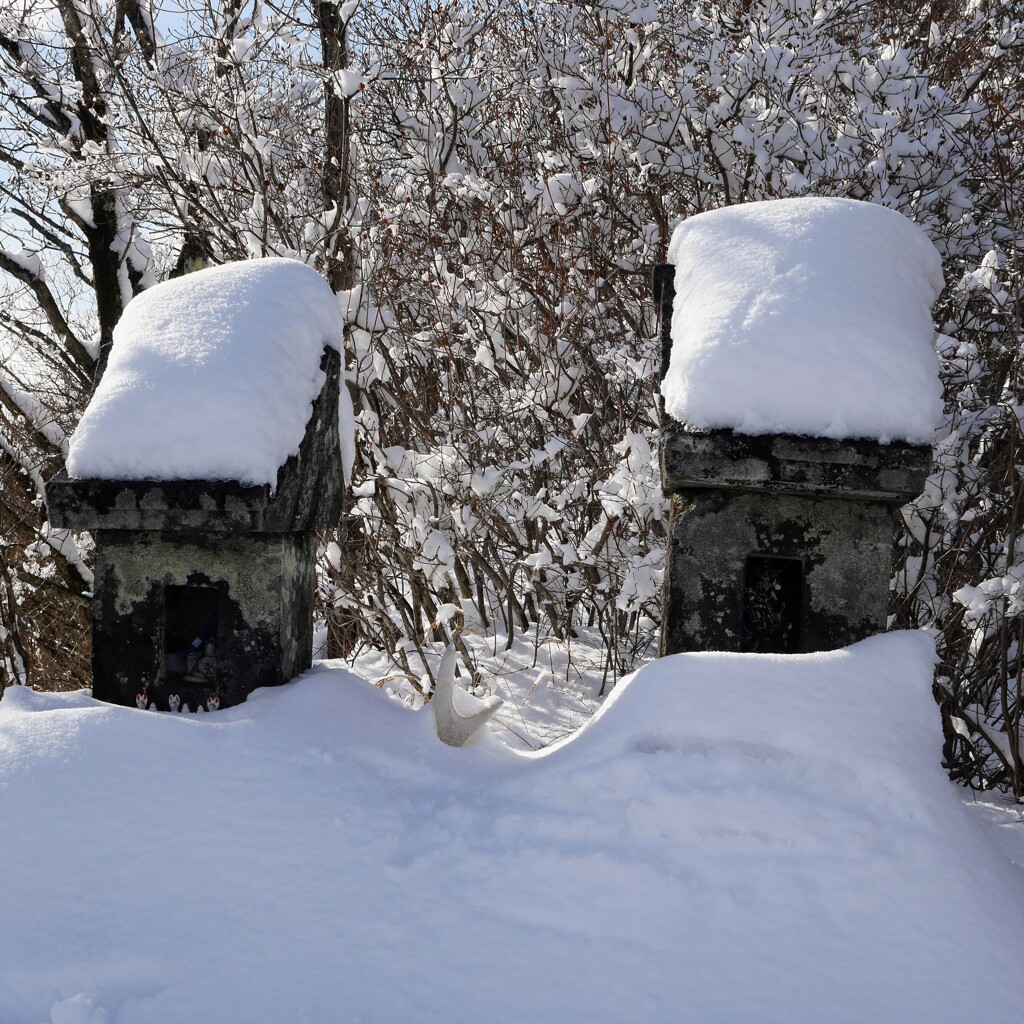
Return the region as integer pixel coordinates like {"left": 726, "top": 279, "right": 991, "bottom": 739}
{"left": 661, "top": 198, "right": 944, "bottom": 443}
{"left": 66, "top": 259, "right": 344, "bottom": 486}
{"left": 1, "top": 633, "right": 1022, "bottom": 1023}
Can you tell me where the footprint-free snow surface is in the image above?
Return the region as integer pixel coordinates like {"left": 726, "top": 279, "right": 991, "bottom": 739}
{"left": 1, "top": 632, "right": 1022, "bottom": 1023}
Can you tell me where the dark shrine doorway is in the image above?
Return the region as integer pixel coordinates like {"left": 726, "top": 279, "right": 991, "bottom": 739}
{"left": 164, "top": 584, "right": 221, "bottom": 681}
{"left": 742, "top": 555, "right": 804, "bottom": 654}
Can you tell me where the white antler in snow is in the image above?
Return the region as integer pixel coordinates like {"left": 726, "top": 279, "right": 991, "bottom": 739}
{"left": 432, "top": 645, "right": 502, "bottom": 747}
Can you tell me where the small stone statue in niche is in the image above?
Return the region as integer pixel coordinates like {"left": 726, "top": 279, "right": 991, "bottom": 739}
{"left": 185, "top": 640, "right": 218, "bottom": 682}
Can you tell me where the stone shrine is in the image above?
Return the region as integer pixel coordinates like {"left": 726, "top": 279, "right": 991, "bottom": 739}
{"left": 654, "top": 199, "right": 939, "bottom": 656}
{"left": 45, "top": 259, "right": 345, "bottom": 709}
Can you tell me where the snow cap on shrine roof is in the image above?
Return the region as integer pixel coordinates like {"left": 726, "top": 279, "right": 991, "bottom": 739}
{"left": 661, "top": 198, "right": 944, "bottom": 445}
{"left": 67, "top": 258, "right": 346, "bottom": 486}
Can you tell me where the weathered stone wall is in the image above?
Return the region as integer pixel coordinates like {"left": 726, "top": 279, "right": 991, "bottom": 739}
{"left": 92, "top": 530, "right": 314, "bottom": 709}
{"left": 660, "top": 489, "right": 898, "bottom": 656}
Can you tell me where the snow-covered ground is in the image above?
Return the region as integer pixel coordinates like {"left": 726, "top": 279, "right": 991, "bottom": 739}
{"left": 2, "top": 632, "right": 1022, "bottom": 1024}
{"left": 342, "top": 622, "right": 622, "bottom": 751}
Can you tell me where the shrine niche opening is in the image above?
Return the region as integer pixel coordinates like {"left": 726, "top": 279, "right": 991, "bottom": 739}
{"left": 742, "top": 555, "right": 803, "bottom": 654}
{"left": 164, "top": 584, "right": 220, "bottom": 682}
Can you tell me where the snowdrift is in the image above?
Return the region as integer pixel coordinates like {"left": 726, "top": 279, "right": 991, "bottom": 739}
{"left": 1, "top": 632, "right": 1022, "bottom": 1023}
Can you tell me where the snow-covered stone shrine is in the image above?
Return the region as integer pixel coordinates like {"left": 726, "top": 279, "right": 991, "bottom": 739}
{"left": 656, "top": 198, "right": 942, "bottom": 656}
{"left": 46, "top": 259, "right": 347, "bottom": 711}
